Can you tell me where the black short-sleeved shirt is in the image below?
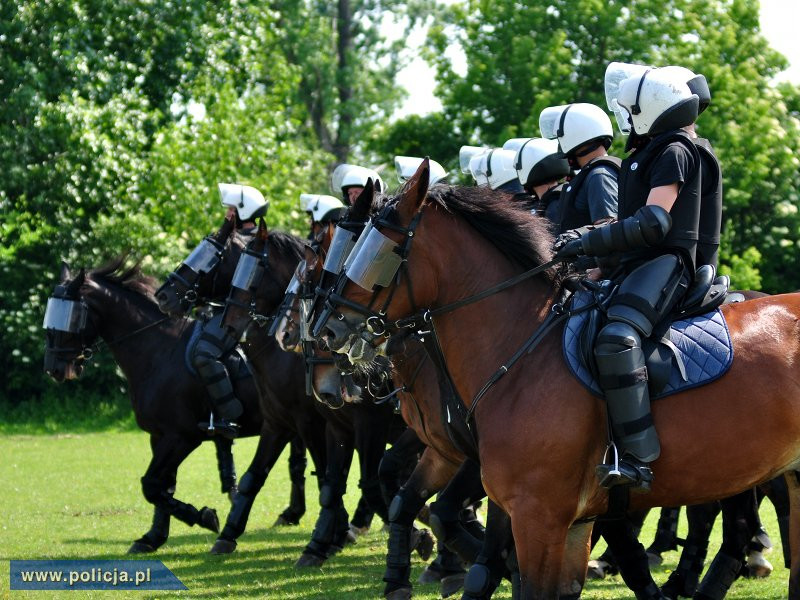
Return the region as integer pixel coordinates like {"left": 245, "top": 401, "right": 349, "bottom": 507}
{"left": 648, "top": 142, "right": 697, "bottom": 191}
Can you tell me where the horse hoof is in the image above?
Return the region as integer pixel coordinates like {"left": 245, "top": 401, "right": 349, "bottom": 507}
{"left": 127, "top": 541, "right": 156, "bottom": 554}
{"left": 586, "top": 559, "right": 611, "bottom": 580}
{"left": 274, "top": 512, "right": 301, "bottom": 527}
{"left": 418, "top": 566, "right": 443, "bottom": 584}
{"left": 413, "top": 528, "right": 434, "bottom": 561}
{"left": 210, "top": 538, "right": 237, "bottom": 555}
{"left": 385, "top": 587, "right": 413, "bottom": 600}
{"left": 295, "top": 553, "right": 325, "bottom": 568}
{"left": 349, "top": 522, "right": 369, "bottom": 537}
{"left": 647, "top": 551, "right": 664, "bottom": 566}
{"left": 199, "top": 507, "right": 220, "bottom": 533}
{"left": 440, "top": 572, "right": 466, "bottom": 598}
{"left": 744, "top": 551, "right": 773, "bottom": 578}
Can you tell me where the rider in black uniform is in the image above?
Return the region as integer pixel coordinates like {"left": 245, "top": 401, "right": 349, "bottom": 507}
{"left": 506, "top": 137, "right": 570, "bottom": 224}
{"left": 556, "top": 66, "right": 709, "bottom": 493}
{"left": 193, "top": 184, "right": 268, "bottom": 439}
{"left": 539, "top": 102, "right": 620, "bottom": 232}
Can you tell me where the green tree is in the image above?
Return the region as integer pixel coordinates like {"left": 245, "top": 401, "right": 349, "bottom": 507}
{"left": 425, "top": 0, "right": 800, "bottom": 292}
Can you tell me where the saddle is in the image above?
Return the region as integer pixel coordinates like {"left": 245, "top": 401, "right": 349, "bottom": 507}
{"left": 564, "top": 265, "right": 739, "bottom": 400}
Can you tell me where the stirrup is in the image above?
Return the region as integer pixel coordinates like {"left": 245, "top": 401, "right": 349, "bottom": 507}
{"left": 596, "top": 443, "right": 622, "bottom": 488}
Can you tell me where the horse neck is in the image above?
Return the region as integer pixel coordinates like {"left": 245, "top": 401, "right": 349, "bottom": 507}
{"left": 414, "top": 211, "right": 556, "bottom": 409}
{"left": 86, "top": 281, "right": 180, "bottom": 383}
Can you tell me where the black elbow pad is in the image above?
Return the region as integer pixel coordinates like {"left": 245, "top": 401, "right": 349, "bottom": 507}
{"left": 581, "top": 205, "right": 672, "bottom": 257}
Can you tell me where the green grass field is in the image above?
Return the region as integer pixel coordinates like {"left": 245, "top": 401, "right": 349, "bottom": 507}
{"left": 0, "top": 432, "right": 789, "bottom": 599}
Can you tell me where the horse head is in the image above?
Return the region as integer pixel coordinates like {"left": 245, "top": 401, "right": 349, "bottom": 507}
{"left": 312, "top": 160, "right": 437, "bottom": 363}
{"left": 43, "top": 262, "right": 92, "bottom": 381}
{"left": 220, "top": 219, "right": 305, "bottom": 343}
{"left": 155, "top": 215, "right": 237, "bottom": 317}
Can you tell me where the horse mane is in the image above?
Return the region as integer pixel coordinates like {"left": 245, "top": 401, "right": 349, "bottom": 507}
{"left": 417, "top": 185, "right": 556, "bottom": 276}
{"left": 88, "top": 255, "right": 157, "bottom": 297}
{"left": 268, "top": 230, "right": 305, "bottom": 262}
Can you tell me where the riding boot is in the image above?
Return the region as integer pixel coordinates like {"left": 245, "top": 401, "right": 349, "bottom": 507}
{"left": 693, "top": 553, "right": 741, "bottom": 600}
{"left": 594, "top": 322, "right": 659, "bottom": 493}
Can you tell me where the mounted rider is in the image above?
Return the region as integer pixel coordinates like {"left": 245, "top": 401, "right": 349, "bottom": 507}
{"left": 539, "top": 102, "right": 620, "bottom": 233}
{"left": 395, "top": 156, "right": 448, "bottom": 188}
{"left": 504, "top": 137, "right": 571, "bottom": 223}
{"left": 557, "top": 65, "right": 712, "bottom": 493}
{"left": 331, "top": 163, "right": 384, "bottom": 206}
{"left": 300, "top": 193, "right": 347, "bottom": 240}
{"left": 193, "top": 183, "right": 268, "bottom": 439}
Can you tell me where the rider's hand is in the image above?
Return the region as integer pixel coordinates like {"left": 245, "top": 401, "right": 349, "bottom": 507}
{"left": 554, "top": 238, "right": 584, "bottom": 260}
{"left": 552, "top": 229, "right": 582, "bottom": 253}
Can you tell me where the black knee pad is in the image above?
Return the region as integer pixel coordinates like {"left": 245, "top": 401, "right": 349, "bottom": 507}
{"left": 388, "top": 486, "right": 424, "bottom": 526}
{"left": 141, "top": 475, "right": 167, "bottom": 504}
{"left": 319, "top": 482, "right": 346, "bottom": 508}
{"left": 463, "top": 563, "right": 492, "bottom": 597}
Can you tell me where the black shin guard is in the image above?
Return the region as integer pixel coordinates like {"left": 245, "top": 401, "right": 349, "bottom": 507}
{"left": 648, "top": 506, "right": 680, "bottom": 554}
{"left": 136, "top": 504, "right": 171, "bottom": 549}
{"left": 384, "top": 486, "right": 428, "bottom": 592}
{"left": 305, "top": 483, "right": 349, "bottom": 558}
{"left": 660, "top": 539, "right": 708, "bottom": 598}
{"left": 214, "top": 439, "right": 237, "bottom": 494}
{"left": 219, "top": 470, "right": 267, "bottom": 540}
{"left": 694, "top": 553, "right": 742, "bottom": 600}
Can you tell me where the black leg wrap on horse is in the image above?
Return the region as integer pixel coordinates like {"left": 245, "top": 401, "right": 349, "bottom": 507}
{"left": 648, "top": 506, "right": 680, "bottom": 554}
{"left": 660, "top": 539, "right": 709, "bottom": 598}
{"left": 378, "top": 430, "right": 425, "bottom": 507}
{"left": 430, "top": 509, "right": 483, "bottom": 564}
{"left": 778, "top": 515, "right": 791, "bottom": 568}
{"left": 462, "top": 563, "right": 500, "bottom": 600}
{"left": 603, "top": 518, "right": 659, "bottom": 597}
{"left": 360, "top": 476, "right": 389, "bottom": 522}
{"left": 694, "top": 553, "right": 742, "bottom": 600}
{"left": 280, "top": 441, "right": 307, "bottom": 524}
{"left": 305, "top": 482, "right": 349, "bottom": 558}
{"left": 135, "top": 503, "right": 171, "bottom": 549}
{"left": 350, "top": 495, "right": 374, "bottom": 531}
{"left": 219, "top": 470, "right": 267, "bottom": 540}
{"left": 214, "top": 438, "right": 237, "bottom": 494}
{"left": 383, "top": 486, "right": 428, "bottom": 593}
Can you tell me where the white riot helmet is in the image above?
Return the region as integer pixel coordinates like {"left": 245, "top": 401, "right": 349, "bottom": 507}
{"left": 468, "top": 148, "right": 523, "bottom": 192}
{"left": 616, "top": 67, "right": 699, "bottom": 136}
{"left": 538, "top": 103, "right": 613, "bottom": 157}
{"left": 218, "top": 183, "right": 268, "bottom": 221}
{"left": 300, "top": 194, "right": 346, "bottom": 223}
{"left": 394, "top": 156, "right": 448, "bottom": 186}
{"left": 459, "top": 146, "right": 489, "bottom": 174}
{"left": 330, "top": 164, "right": 384, "bottom": 197}
{"left": 605, "top": 62, "right": 652, "bottom": 134}
{"left": 507, "top": 138, "right": 571, "bottom": 191}
{"left": 659, "top": 65, "right": 711, "bottom": 114}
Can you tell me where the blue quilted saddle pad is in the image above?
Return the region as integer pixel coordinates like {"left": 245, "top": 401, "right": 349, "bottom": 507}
{"left": 563, "top": 291, "right": 734, "bottom": 400}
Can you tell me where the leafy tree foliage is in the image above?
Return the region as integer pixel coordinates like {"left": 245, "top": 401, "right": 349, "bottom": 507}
{"left": 423, "top": 0, "right": 800, "bottom": 292}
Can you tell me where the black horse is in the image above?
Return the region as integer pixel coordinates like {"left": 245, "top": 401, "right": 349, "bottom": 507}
{"left": 219, "top": 222, "right": 403, "bottom": 566}
{"left": 42, "top": 258, "right": 303, "bottom": 552}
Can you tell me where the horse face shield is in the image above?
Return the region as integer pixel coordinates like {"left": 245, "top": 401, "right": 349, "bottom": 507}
{"left": 345, "top": 227, "right": 403, "bottom": 291}
{"left": 323, "top": 226, "right": 358, "bottom": 274}
{"left": 43, "top": 297, "right": 88, "bottom": 333}
{"left": 184, "top": 238, "right": 224, "bottom": 275}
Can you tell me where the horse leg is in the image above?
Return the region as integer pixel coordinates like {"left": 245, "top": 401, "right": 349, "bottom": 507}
{"left": 128, "top": 435, "right": 174, "bottom": 553}
{"left": 509, "top": 499, "right": 567, "bottom": 600}
{"left": 139, "top": 435, "right": 218, "bottom": 536}
{"left": 660, "top": 501, "right": 718, "bottom": 599}
{"left": 742, "top": 484, "right": 774, "bottom": 578}
{"left": 588, "top": 512, "right": 646, "bottom": 580}
{"left": 694, "top": 490, "right": 754, "bottom": 600}
{"left": 462, "top": 500, "right": 515, "bottom": 600}
{"left": 353, "top": 405, "right": 393, "bottom": 525}
{"left": 602, "top": 517, "right": 665, "bottom": 600}
{"left": 557, "top": 520, "right": 593, "bottom": 600}
{"left": 429, "top": 458, "right": 485, "bottom": 564}
{"left": 210, "top": 427, "right": 292, "bottom": 554}
{"left": 646, "top": 506, "right": 680, "bottom": 563}
{"left": 762, "top": 475, "right": 791, "bottom": 569}
{"left": 213, "top": 436, "right": 237, "bottom": 503}
{"left": 274, "top": 435, "right": 307, "bottom": 526}
{"left": 383, "top": 444, "right": 456, "bottom": 600}
{"left": 786, "top": 471, "right": 800, "bottom": 600}
{"left": 296, "top": 423, "right": 355, "bottom": 567}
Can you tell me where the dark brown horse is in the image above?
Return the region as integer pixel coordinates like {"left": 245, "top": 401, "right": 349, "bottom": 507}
{"left": 318, "top": 161, "right": 800, "bottom": 599}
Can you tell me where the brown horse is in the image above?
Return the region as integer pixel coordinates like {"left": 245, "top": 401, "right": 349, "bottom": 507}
{"left": 317, "top": 161, "right": 800, "bottom": 599}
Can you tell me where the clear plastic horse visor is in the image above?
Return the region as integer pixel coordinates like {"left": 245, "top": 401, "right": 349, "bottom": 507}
{"left": 323, "top": 226, "right": 358, "bottom": 274}
{"left": 231, "top": 252, "right": 262, "bottom": 290}
{"left": 43, "top": 297, "right": 88, "bottom": 332}
{"left": 300, "top": 297, "right": 313, "bottom": 341}
{"left": 183, "top": 239, "right": 222, "bottom": 275}
{"left": 345, "top": 227, "right": 403, "bottom": 291}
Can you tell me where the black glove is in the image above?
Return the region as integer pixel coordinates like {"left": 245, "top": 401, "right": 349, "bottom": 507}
{"left": 554, "top": 238, "right": 584, "bottom": 259}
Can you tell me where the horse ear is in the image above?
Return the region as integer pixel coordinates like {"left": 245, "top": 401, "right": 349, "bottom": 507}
{"left": 397, "top": 157, "right": 429, "bottom": 223}
{"left": 66, "top": 268, "right": 85, "bottom": 295}
{"left": 257, "top": 217, "right": 269, "bottom": 240}
{"left": 349, "top": 178, "right": 375, "bottom": 222}
{"left": 59, "top": 261, "right": 71, "bottom": 282}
